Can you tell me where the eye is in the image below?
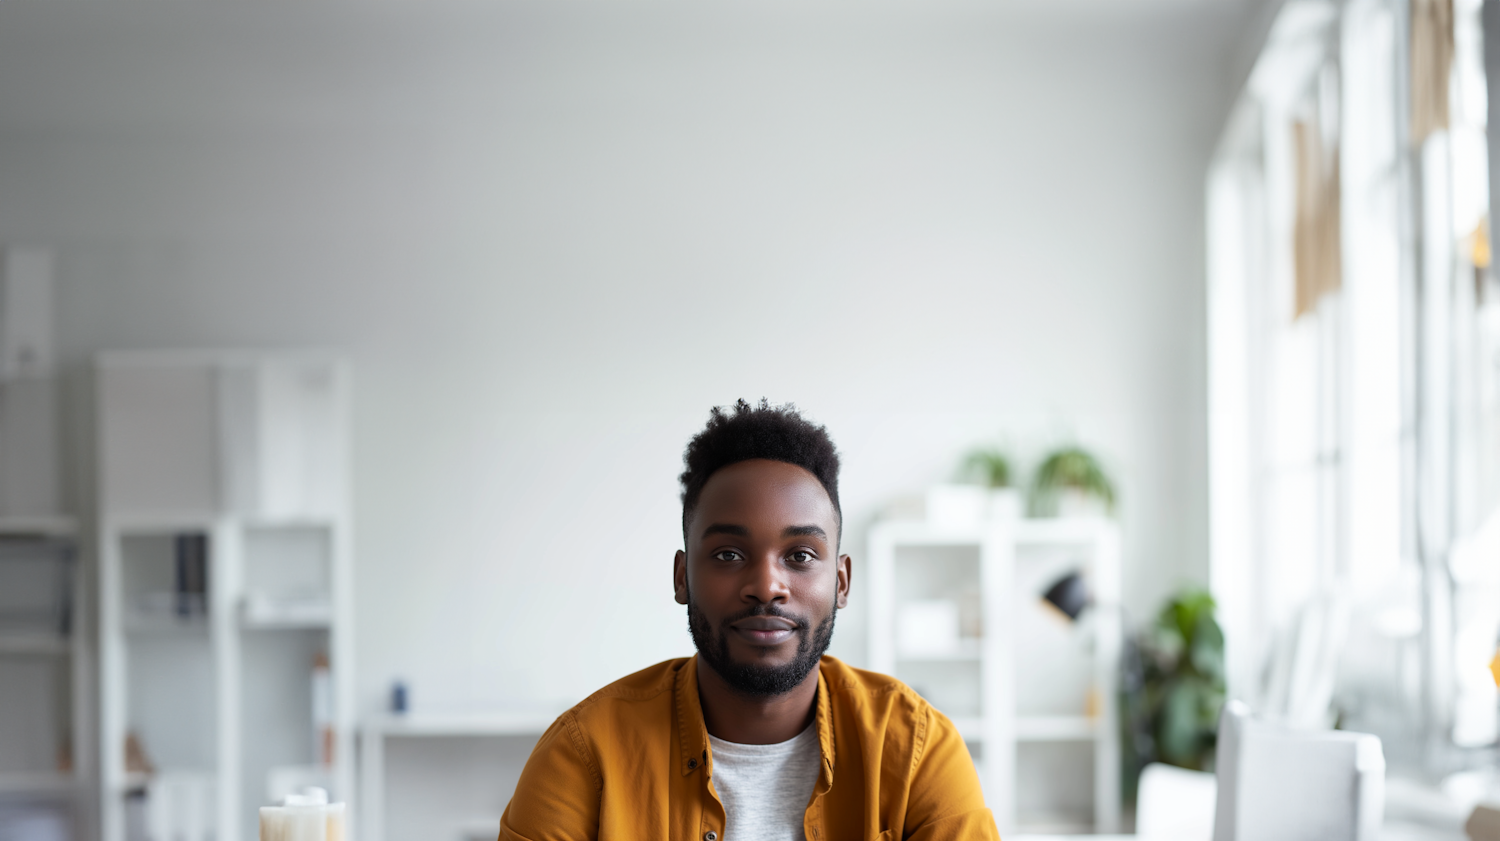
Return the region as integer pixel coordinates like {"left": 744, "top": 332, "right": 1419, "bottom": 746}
{"left": 712, "top": 550, "right": 742, "bottom": 563}
{"left": 788, "top": 550, "right": 816, "bottom": 565}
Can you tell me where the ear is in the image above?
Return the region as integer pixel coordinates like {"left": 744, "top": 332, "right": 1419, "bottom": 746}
{"left": 835, "top": 553, "right": 852, "bottom": 609}
{"left": 674, "top": 549, "right": 689, "bottom": 605}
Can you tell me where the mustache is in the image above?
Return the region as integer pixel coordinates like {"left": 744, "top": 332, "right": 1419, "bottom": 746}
{"left": 719, "top": 603, "right": 810, "bottom": 630}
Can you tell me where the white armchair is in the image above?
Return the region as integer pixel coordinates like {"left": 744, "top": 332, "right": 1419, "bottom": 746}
{"left": 1212, "top": 701, "right": 1385, "bottom": 841}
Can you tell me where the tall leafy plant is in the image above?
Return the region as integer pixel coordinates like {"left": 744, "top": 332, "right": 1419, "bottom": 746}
{"left": 1122, "top": 588, "right": 1226, "bottom": 784}
{"left": 962, "top": 447, "right": 1013, "bottom": 488}
{"left": 1029, "top": 446, "right": 1116, "bottom": 515}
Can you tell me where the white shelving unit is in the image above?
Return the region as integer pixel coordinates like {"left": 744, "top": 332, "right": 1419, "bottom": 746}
{"left": 96, "top": 351, "right": 354, "bottom": 841}
{"left": 0, "top": 519, "right": 89, "bottom": 840}
{"left": 0, "top": 247, "right": 88, "bottom": 840}
{"left": 868, "top": 515, "right": 1122, "bottom": 836}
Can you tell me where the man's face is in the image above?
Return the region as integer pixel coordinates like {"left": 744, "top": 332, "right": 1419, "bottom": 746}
{"left": 674, "top": 459, "right": 851, "bottom": 697}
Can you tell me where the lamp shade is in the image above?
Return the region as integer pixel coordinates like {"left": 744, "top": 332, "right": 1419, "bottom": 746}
{"left": 1042, "top": 570, "right": 1089, "bottom": 621}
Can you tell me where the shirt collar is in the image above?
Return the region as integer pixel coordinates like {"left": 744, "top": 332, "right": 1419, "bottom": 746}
{"left": 675, "top": 655, "right": 838, "bottom": 785}
{"left": 676, "top": 656, "right": 709, "bottom": 776}
{"left": 814, "top": 663, "right": 837, "bottom": 790}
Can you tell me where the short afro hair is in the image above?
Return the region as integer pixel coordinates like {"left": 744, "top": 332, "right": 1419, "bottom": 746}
{"left": 679, "top": 399, "right": 842, "bottom": 541}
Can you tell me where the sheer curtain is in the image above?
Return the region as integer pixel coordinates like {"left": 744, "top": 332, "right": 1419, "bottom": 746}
{"left": 1208, "top": 0, "right": 1500, "bottom": 774}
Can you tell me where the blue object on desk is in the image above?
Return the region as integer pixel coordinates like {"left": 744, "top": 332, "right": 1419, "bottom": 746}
{"left": 390, "top": 680, "right": 408, "bottom": 714}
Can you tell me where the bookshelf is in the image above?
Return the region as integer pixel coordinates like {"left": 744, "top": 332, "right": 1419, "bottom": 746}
{"left": 0, "top": 522, "right": 86, "bottom": 841}
{"left": 0, "top": 248, "right": 85, "bottom": 841}
{"left": 867, "top": 515, "right": 1122, "bottom": 836}
{"left": 96, "top": 351, "right": 354, "bottom": 841}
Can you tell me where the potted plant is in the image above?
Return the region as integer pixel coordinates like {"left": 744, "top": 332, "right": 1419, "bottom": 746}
{"left": 962, "top": 446, "right": 1022, "bottom": 520}
{"left": 1121, "top": 588, "right": 1226, "bottom": 797}
{"left": 1029, "top": 445, "right": 1116, "bottom": 517}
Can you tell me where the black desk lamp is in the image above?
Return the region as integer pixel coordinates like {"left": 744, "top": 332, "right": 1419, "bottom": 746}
{"left": 1041, "top": 569, "right": 1089, "bottom": 621}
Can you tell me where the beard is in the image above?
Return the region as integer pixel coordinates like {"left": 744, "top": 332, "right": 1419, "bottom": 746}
{"left": 686, "top": 588, "right": 836, "bottom": 698}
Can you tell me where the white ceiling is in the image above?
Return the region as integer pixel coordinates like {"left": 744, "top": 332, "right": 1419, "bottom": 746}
{"left": 0, "top": 0, "right": 1265, "bottom": 135}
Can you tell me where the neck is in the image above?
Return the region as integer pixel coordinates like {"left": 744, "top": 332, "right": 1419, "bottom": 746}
{"left": 695, "top": 657, "right": 819, "bottom": 745}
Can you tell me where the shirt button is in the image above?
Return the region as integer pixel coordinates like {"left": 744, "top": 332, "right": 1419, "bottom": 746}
{"left": 704, "top": 833, "right": 718, "bottom": 841}
{"left": 687, "top": 758, "right": 698, "bottom": 769}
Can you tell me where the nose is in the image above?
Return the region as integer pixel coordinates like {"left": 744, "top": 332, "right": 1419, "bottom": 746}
{"left": 740, "top": 554, "right": 790, "bottom": 605}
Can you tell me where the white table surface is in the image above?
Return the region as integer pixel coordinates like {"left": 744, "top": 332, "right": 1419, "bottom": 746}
{"left": 1008, "top": 823, "right": 1465, "bottom": 841}
{"left": 1011, "top": 836, "right": 1134, "bottom": 840}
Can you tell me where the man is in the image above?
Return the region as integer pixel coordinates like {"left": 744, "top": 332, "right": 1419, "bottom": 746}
{"left": 500, "top": 400, "right": 999, "bottom": 841}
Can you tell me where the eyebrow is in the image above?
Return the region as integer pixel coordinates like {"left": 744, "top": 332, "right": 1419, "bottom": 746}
{"left": 698, "top": 523, "right": 829, "bottom": 541}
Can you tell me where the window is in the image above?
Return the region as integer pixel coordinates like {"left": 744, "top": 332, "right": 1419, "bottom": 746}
{"left": 1209, "top": 0, "right": 1500, "bottom": 770}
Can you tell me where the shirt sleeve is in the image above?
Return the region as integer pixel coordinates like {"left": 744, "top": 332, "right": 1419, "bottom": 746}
{"left": 498, "top": 712, "right": 601, "bottom": 841}
{"left": 902, "top": 707, "right": 1002, "bottom": 841}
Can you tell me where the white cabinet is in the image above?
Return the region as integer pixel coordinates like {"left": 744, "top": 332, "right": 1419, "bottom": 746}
{"left": 867, "top": 517, "right": 1121, "bottom": 836}
{"left": 97, "top": 352, "right": 354, "bottom": 841}
{"left": 0, "top": 521, "right": 87, "bottom": 841}
{"left": 0, "top": 248, "right": 82, "bottom": 841}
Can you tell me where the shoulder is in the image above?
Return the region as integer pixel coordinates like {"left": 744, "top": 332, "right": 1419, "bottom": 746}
{"left": 559, "top": 657, "right": 687, "bottom": 730}
{"left": 819, "top": 656, "right": 932, "bottom": 722}
{"left": 819, "top": 656, "right": 973, "bottom": 767}
{"left": 527, "top": 658, "right": 689, "bottom": 791}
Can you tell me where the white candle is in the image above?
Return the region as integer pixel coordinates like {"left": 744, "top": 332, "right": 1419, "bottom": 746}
{"left": 260, "top": 802, "right": 345, "bottom": 841}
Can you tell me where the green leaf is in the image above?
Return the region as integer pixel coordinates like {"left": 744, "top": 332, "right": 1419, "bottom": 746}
{"left": 962, "top": 448, "right": 1012, "bottom": 488}
{"left": 1189, "top": 612, "right": 1225, "bottom": 681}
{"left": 1168, "top": 590, "right": 1215, "bottom": 641}
{"left": 1158, "top": 678, "right": 1201, "bottom": 766}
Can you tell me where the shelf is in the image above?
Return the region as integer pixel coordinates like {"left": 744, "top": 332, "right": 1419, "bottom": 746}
{"left": 0, "top": 515, "right": 78, "bottom": 538}
{"left": 104, "top": 512, "right": 219, "bottom": 534}
{"left": 0, "top": 633, "right": 70, "bottom": 655}
{"left": 240, "top": 598, "right": 332, "bottom": 630}
{"left": 897, "top": 640, "right": 983, "bottom": 662}
{"left": 869, "top": 512, "right": 1123, "bottom": 834}
{"left": 240, "top": 615, "right": 331, "bottom": 631}
{"left": 366, "top": 710, "right": 562, "bottom": 738}
{"left": 1015, "top": 715, "right": 1097, "bottom": 741}
{"left": 123, "top": 613, "right": 210, "bottom": 635}
{"left": 1011, "top": 518, "right": 1114, "bottom": 545}
{"left": 242, "top": 515, "right": 339, "bottom": 530}
{"left": 0, "top": 772, "right": 78, "bottom": 797}
{"left": 98, "top": 352, "right": 355, "bottom": 841}
{"left": 873, "top": 516, "right": 1115, "bottom": 547}
{"left": 871, "top": 520, "right": 997, "bottom": 544}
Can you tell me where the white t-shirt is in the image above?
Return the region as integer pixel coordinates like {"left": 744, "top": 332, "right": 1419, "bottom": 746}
{"left": 707, "top": 724, "right": 822, "bottom": 841}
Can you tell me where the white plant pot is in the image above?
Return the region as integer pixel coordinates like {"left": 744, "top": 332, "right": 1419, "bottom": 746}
{"left": 987, "top": 488, "right": 1023, "bottom": 521}
{"left": 925, "top": 484, "right": 988, "bottom": 527}
{"left": 1055, "top": 487, "right": 1109, "bottom": 518}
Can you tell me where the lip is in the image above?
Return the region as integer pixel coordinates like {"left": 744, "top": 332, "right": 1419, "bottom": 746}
{"left": 732, "top": 617, "right": 797, "bottom": 631}
{"left": 732, "top": 627, "right": 796, "bottom": 646}
{"left": 729, "top": 616, "right": 799, "bottom": 647}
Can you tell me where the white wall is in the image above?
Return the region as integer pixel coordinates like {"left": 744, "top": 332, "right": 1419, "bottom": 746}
{"left": 0, "top": 0, "right": 1238, "bottom": 716}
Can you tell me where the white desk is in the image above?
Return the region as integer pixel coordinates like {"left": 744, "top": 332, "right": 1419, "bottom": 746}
{"left": 360, "top": 712, "right": 559, "bottom": 841}
{"left": 1009, "top": 824, "right": 1463, "bottom": 841}
{"left": 1012, "top": 837, "right": 1134, "bottom": 841}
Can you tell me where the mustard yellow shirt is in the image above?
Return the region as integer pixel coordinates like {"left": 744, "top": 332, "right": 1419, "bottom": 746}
{"left": 499, "top": 655, "right": 1000, "bottom": 841}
